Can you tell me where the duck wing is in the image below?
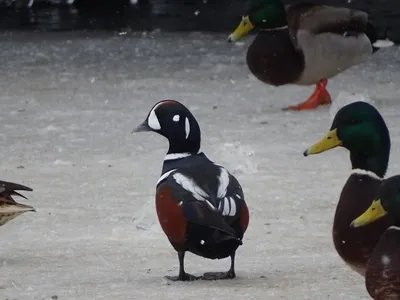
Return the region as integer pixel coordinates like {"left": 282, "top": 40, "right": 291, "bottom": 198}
{"left": 286, "top": 3, "right": 369, "bottom": 36}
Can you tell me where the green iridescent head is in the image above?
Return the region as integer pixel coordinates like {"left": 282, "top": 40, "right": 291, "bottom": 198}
{"left": 304, "top": 101, "right": 390, "bottom": 178}
{"left": 228, "top": 0, "right": 287, "bottom": 42}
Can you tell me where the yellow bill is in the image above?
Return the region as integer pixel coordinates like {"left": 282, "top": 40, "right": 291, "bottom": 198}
{"left": 350, "top": 199, "right": 388, "bottom": 228}
{"left": 228, "top": 16, "right": 255, "bottom": 42}
{"left": 303, "top": 129, "right": 342, "bottom": 156}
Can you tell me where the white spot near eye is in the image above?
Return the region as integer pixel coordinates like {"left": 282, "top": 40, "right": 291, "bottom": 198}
{"left": 185, "top": 118, "right": 190, "bottom": 139}
{"left": 173, "top": 115, "right": 180, "bottom": 122}
{"left": 381, "top": 255, "right": 391, "bottom": 265}
{"left": 200, "top": 240, "right": 205, "bottom": 245}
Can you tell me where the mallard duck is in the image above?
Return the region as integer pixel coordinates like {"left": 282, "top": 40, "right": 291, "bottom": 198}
{"left": 228, "top": 0, "right": 388, "bottom": 111}
{"left": 133, "top": 100, "right": 249, "bottom": 281}
{"left": 0, "top": 180, "right": 35, "bottom": 226}
{"left": 352, "top": 175, "right": 400, "bottom": 299}
{"left": 303, "top": 101, "right": 393, "bottom": 276}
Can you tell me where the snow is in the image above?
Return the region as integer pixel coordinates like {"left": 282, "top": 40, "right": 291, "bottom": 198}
{"left": 381, "top": 255, "right": 391, "bottom": 265}
{"left": 0, "top": 30, "right": 399, "bottom": 299}
{"left": 329, "top": 91, "right": 375, "bottom": 121}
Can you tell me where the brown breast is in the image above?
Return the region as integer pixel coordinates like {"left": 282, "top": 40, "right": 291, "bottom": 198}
{"left": 333, "top": 173, "right": 393, "bottom": 275}
{"left": 366, "top": 227, "right": 400, "bottom": 299}
{"left": 246, "top": 29, "right": 304, "bottom": 87}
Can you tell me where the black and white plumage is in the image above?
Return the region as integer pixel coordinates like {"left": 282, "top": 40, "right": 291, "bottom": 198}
{"left": 160, "top": 156, "right": 244, "bottom": 218}
{"left": 134, "top": 100, "right": 249, "bottom": 281}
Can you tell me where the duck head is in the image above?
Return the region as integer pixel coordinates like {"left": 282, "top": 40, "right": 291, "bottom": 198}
{"left": 133, "top": 100, "right": 201, "bottom": 155}
{"left": 304, "top": 101, "right": 390, "bottom": 178}
{"left": 228, "top": 0, "right": 287, "bottom": 42}
{"left": 351, "top": 175, "right": 400, "bottom": 227}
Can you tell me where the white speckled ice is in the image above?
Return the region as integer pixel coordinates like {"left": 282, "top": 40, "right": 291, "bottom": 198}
{"left": 0, "top": 31, "right": 399, "bottom": 300}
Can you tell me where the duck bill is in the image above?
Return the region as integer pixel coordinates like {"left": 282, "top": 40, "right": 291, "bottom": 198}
{"left": 303, "top": 129, "right": 343, "bottom": 156}
{"left": 132, "top": 121, "right": 151, "bottom": 133}
{"left": 350, "top": 199, "right": 388, "bottom": 228}
{"left": 228, "top": 16, "right": 254, "bottom": 42}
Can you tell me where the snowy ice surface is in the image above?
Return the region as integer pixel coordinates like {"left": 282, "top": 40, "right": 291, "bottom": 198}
{"left": 329, "top": 91, "right": 375, "bottom": 121}
{"left": 0, "top": 31, "right": 399, "bottom": 300}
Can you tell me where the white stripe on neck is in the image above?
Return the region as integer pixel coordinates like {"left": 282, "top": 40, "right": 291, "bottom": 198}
{"left": 351, "top": 169, "right": 382, "bottom": 181}
{"left": 260, "top": 25, "right": 288, "bottom": 31}
{"left": 164, "top": 151, "right": 202, "bottom": 161}
{"left": 164, "top": 153, "right": 192, "bottom": 160}
{"left": 388, "top": 226, "right": 400, "bottom": 231}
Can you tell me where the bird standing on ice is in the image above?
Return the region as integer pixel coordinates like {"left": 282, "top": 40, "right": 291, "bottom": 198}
{"left": 228, "top": 0, "right": 393, "bottom": 111}
{"left": 133, "top": 100, "right": 250, "bottom": 281}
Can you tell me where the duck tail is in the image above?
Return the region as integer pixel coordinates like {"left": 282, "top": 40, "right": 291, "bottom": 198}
{"left": 365, "top": 22, "right": 379, "bottom": 52}
{"left": 366, "top": 22, "right": 394, "bottom": 52}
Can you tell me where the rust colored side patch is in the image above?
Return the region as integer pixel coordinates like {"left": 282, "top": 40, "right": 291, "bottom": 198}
{"left": 156, "top": 184, "right": 187, "bottom": 247}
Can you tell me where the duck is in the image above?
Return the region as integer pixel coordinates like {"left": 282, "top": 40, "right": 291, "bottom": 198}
{"left": 352, "top": 175, "right": 400, "bottom": 299}
{"left": 133, "top": 100, "right": 250, "bottom": 281}
{"left": 227, "top": 0, "right": 390, "bottom": 111}
{"left": 303, "top": 101, "right": 393, "bottom": 276}
{"left": 0, "top": 180, "right": 35, "bottom": 226}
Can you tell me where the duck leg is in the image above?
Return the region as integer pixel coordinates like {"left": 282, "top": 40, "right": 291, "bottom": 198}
{"left": 165, "top": 251, "right": 201, "bottom": 281}
{"left": 202, "top": 252, "right": 236, "bottom": 280}
{"left": 283, "top": 79, "right": 332, "bottom": 111}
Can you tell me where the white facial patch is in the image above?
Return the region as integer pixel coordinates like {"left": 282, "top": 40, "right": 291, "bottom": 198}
{"left": 185, "top": 118, "right": 190, "bottom": 139}
{"left": 147, "top": 103, "right": 163, "bottom": 130}
{"left": 173, "top": 115, "right": 180, "bottom": 122}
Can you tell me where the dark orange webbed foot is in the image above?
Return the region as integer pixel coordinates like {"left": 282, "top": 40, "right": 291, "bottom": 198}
{"left": 283, "top": 79, "right": 332, "bottom": 111}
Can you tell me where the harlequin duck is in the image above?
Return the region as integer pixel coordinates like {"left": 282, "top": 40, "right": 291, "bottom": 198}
{"left": 0, "top": 180, "right": 35, "bottom": 226}
{"left": 133, "top": 100, "right": 250, "bottom": 281}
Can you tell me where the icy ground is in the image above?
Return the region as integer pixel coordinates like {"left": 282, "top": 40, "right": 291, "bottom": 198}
{"left": 0, "top": 31, "right": 399, "bottom": 300}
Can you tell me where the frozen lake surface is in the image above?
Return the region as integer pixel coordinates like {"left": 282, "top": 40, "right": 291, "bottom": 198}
{"left": 0, "top": 31, "right": 399, "bottom": 299}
